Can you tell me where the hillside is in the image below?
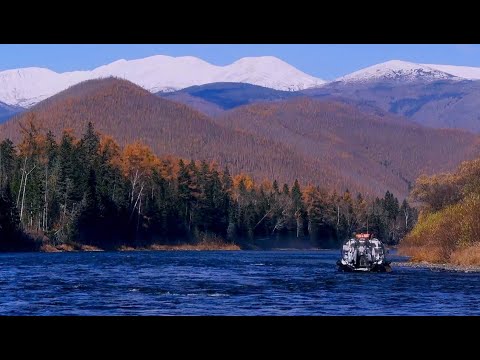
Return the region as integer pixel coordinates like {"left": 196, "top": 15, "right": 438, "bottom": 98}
{"left": 162, "top": 76, "right": 480, "bottom": 134}
{"left": 159, "top": 82, "right": 298, "bottom": 116}
{"left": 217, "top": 98, "right": 480, "bottom": 197}
{"left": 0, "top": 78, "right": 325, "bottom": 190}
{"left": 2, "top": 78, "right": 478, "bottom": 198}
{"left": 304, "top": 79, "right": 480, "bottom": 133}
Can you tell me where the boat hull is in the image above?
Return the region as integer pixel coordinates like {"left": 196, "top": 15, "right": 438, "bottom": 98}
{"left": 337, "top": 235, "right": 392, "bottom": 272}
{"left": 336, "top": 260, "right": 392, "bottom": 273}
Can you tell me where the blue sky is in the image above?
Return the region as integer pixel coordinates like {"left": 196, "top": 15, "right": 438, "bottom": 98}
{"left": 1, "top": 44, "right": 480, "bottom": 80}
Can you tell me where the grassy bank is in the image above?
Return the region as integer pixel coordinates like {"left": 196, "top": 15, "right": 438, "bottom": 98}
{"left": 399, "top": 244, "right": 480, "bottom": 266}
{"left": 399, "top": 164, "right": 480, "bottom": 266}
{"left": 40, "top": 244, "right": 104, "bottom": 252}
{"left": 398, "top": 193, "right": 480, "bottom": 266}
{"left": 119, "top": 242, "right": 240, "bottom": 251}
{"left": 38, "top": 236, "right": 240, "bottom": 252}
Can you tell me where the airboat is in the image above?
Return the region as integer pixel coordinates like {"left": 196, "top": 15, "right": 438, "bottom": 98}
{"left": 336, "top": 233, "right": 392, "bottom": 272}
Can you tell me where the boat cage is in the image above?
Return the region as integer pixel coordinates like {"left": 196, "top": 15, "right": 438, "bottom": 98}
{"left": 341, "top": 234, "right": 386, "bottom": 266}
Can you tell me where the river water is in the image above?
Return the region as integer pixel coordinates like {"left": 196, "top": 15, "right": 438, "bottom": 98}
{"left": 0, "top": 250, "right": 479, "bottom": 315}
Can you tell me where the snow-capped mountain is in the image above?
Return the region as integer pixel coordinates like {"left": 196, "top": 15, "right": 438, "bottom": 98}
{"left": 0, "top": 55, "right": 326, "bottom": 107}
{"left": 422, "top": 63, "right": 480, "bottom": 80}
{"left": 336, "top": 60, "right": 461, "bottom": 83}
{"left": 5, "top": 55, "right": 480, "bottom": 109}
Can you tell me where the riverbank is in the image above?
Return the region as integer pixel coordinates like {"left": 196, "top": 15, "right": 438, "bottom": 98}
{"left": 118, "top": 242, "right": 240, "bottom": 251}
{"left": 399, "top": 244, "right": 480, "bottom": 267}
{"left": 392, "top": 261, "right": 480, "bottom": 272}
{"left": 39, "top": 241, "right": 240, "bottom": 252}
{"left": 40, "top": 244, "right": 104, "bottom": 252}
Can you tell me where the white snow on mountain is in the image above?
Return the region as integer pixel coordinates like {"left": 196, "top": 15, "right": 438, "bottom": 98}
{"left": 336, "top": 60, "right": 460, "bottom": 83}
{"left": 216, "top": 56, "right": 323, "bottom": 91}
{"left": 422, "top": 63, "right": 480, "bottom": 80}
{"left": 0, "top": 55, "right": 326, "bottom": 107}
{"left": 5, "top": 55, "right": 480, "bottom": 108}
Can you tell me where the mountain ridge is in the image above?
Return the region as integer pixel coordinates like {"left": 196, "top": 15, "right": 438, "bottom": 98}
{"left": 5, "top": 55, "right": 480, "bottom": 109}
{"left": 0, "top": 55, "right": 325, "bottom": 107}
{"left": 336, "top": 60, "right": 460, "bottom": 83}
{"left": 2, "top": 77, "right": 476, "bottom": 198}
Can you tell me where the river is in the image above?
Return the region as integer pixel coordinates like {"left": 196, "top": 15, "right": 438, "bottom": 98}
{"left": 0, "top": 250, "right": 479, "bottom": 315}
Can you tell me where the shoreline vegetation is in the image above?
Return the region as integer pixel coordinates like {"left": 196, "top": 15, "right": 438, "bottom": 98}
{"left": 0, "top": 122, "right": 415, "bottom": 253}
{"left": 398, "top": 156, "right": 480, "bottom": 266}
{"left": 39, "top": 238, "right": 241, "bottom": 252}
{"left": 399, "top": 245, "right": 480, "bottom": 267}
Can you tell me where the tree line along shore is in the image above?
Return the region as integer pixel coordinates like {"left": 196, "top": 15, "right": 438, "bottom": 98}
{"left": 3, "top": 120, "right": 480, "bottom": 267}
{"left": 0, "top": 122, "right": 416, "bottom": 252}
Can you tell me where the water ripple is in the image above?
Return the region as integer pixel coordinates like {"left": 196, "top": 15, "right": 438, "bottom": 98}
{"left": 0, "top": 250, "right": 478, "bottom": 315}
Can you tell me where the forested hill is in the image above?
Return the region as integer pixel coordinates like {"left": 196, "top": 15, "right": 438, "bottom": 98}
{"left": 1, "top": 78, "right": 479, "bottom": 198}
{"left": 0, "top": 78, "right": 321, "bottom": 192}
{"left": 0, "top": 122, "right": 417, "bottom": 251}
{"left": 217, "top": 98, "right": 480, "bottom": 198}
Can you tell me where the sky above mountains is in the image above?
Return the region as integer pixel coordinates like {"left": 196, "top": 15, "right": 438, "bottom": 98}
{"left": 1, "top": 44, "right": 480, "bottom": 80}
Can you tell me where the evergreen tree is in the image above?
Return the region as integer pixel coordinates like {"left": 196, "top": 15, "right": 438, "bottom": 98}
{"left": 291, "top": 179, "right": 304, "bottom": 237}
{"left": 291, "top": 180, "right": 302, "bottom": 209}
{"left": 272, "top": 180, "right": 279, "bottom": 194}
{"left": 0, "top": 186, "right": 22, "bottom": 249}
{"left": 80, "top": 122, "right": 100, "bottom": 169}
{"left": 76, "top": 169, "right": 99, "bottom": 244}
{"left": 0, "top": 139, "right": 15, "bottom": 189}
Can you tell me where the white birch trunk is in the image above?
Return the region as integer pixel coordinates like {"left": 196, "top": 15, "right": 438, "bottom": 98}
{"left": 43, "top": 166, "right": 48, "bottom": 231}
{"left": 20, "top": 164, "right": 36, "bottom": 223}
{"left": 17, "top": 157, "right": 27, "bottom": 207}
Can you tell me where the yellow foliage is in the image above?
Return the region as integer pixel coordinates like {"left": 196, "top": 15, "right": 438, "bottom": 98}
{"left": 450, "top": 244, "right": 480, "bottom": 266}
{"left": 398, "top": 246, "right": 445, "bottom": 263}
{"left": 303, "top": 185, "right": 322, "bottom": 206}
{"left": 400, "top": 192, "right": 480, "bottom": 264}
{"left": 259, "top": 179, "right": 273, "bottom": 192}
{"left": 158, "top": 155, "right": 179, "bottom": 181}
{"left": 100, "top": 135, "right": 121, "bottom": 167}
{"left": 233, "top": 173, "right": 254, "bottom": 190}
{"left": 410, "top": 172, "right": 461, "bottom": 213}
{"left": 121, "top": 141, "right": 160, "bottom": 180}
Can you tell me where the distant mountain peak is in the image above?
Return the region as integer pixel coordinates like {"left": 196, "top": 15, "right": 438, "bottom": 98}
{"left": 337, "top": 60, "right": 460, "bottom": 83}
{"left": 231, "top": 56, "right": 288, "bottom": 65}
{"left": 0, "top": 55, "right": 325, "bottom": 107}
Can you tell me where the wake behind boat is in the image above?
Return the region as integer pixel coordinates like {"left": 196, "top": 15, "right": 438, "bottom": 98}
{"left": 336, "top": 233, "right": 392, "bottom": 272}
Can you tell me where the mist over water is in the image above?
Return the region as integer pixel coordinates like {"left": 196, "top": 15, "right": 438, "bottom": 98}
{"left": 0, "top": 250, "right": 478, "bottom": 315}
